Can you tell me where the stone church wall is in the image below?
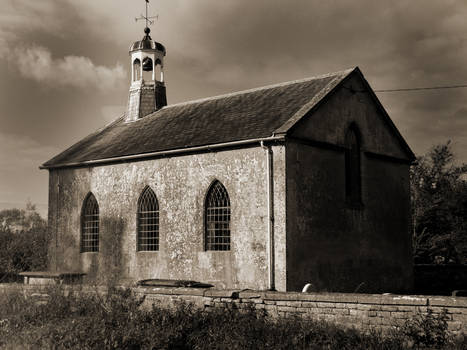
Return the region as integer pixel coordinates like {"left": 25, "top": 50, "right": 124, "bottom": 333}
{"left": 285, "top": 73, "right": 413, "bottom": 293}
{"left": 47, "top": 145, "right": 287, "bottom": 290}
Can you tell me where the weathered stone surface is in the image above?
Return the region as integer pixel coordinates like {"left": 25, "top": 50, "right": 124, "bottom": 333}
{"left": 238, "top": 291, "right": 264, "bottom": 299}
{"left": 286, "top": 74, "right": 413, "bottom": 294}
{"left": 170, "top": 288, "right": 206, "bottom": 296}
{"left": 384, "top": 295, "right": 428, "bottom": 306}
{"left": 46, "top": 67, "right": 414, "bottom": 295}
{"left": 204, "top": 289, "right": 240, "bottom": 298}
{"left": 428, "top": 296, "right": 467, "bottom": 308}
{"left": 48, "top": 146, "right": 287, "bottom": 291}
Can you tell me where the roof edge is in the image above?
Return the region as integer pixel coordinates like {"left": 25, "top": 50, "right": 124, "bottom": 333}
{"left": 42, "top": 114, "right": 126, "bottom": 168}
{"left": 353, "top": 69, "right": 416, "bottom": 161}
{"left": 273, "top": 67, "right": 356, "bottom": 135}
{"left": 40, "top": 135, "right": 285, "bottom": 170}
{"left": 274, "top": 67, "right": 415, "bottom": 162}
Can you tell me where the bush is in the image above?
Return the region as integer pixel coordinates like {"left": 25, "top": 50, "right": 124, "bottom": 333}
{"left": 400, "top": 308, "right": 451, "bottom": 348}
{"left": 0, "top": 286, "right": 465, "bottom": 349}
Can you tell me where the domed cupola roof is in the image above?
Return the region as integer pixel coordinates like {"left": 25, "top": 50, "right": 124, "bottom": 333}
{"left": 130, "top": 27, "right": 166, "bottom": 55}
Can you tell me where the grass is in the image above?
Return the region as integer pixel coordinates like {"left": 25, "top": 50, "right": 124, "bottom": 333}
{"left": 0, "top": 285, "right": 465, "bottom": 349}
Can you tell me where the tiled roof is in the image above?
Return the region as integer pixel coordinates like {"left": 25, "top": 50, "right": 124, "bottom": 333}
{"left": 42, "top": 68, "right": 357, "bottom": 168}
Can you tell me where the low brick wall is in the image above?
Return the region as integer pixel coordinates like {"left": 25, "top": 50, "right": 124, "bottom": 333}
{"left": 2, "top": 284, "right": 466, "bottom": 335}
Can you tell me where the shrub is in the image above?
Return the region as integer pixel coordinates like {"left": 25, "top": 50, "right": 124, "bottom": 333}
{"left": 400, "top": 308, "right": 451, "bottom": 348}
{"left": 0, "top": 286, "right": 465, "bottom": 349}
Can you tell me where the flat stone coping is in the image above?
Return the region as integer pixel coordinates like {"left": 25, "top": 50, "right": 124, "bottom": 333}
{"left": 131, "top": 288, "right": 467, "bottom": 307}
{"left": 137, "top": 279, "right": 213, "bottom": 288}
{"left": 19, "top": 271, "right": 86, "bottom": 278}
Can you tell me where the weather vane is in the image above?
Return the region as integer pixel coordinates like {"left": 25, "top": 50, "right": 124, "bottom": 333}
{"left": 135, "top": 0, "right": 158, "bottom": 29}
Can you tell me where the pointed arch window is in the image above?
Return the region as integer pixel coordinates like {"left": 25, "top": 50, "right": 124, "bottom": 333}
{"left": 81, "top": 193, "right": 99, "bottom": 252}
{"left": 137, "top": 186, "right": 159, "bottom": 251}
{"left": 345, "top": 124, "right": 362, "bottom": 206}
{"left": 205, "top": 181, "right": 231, "bottom": 251}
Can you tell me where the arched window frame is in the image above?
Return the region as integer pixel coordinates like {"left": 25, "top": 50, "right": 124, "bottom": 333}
{"left": 137, "top": 186, "right": 159, "bottom": 251}
{"left": 155, "top": 58, "right": 163, "bottom": 82}
{"left": 345, "top": 123, "right": 362, "bottom": 207}
{"left": 80, "top": 192, "right": 99, "bottom": 253}
{"left": 204, "top": 180, "right": 231, "bottom": 251}
{"left": 133, "top": 58, "right": 141, "bottom": 82}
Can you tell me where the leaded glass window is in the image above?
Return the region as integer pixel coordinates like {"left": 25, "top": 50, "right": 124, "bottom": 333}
{"left": 137, "top": 186, "right": 159, "bottom": 251}
{"left": 81, "top": 193, "right": 99, "bottom": 252}
{"left": 205, "top": 181, "right": 231, "bottom": 251}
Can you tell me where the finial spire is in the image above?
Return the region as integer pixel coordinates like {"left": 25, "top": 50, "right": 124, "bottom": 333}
{"left": 135, "top": 0, "right": 158, "bottom": 35}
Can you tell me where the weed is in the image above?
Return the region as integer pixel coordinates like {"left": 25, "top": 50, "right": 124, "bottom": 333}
{"left": 400, "top": 308, "right": 452, "bottom": 348}
{"left": 0, "top": 286, "right": 465, "bottom": 349}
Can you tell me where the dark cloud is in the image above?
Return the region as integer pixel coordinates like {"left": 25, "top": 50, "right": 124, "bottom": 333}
{"left": 1, "top": 0, "right": 467, "bottom": 213}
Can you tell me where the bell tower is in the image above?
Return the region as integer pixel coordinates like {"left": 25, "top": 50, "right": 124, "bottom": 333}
{"left": 126, "top": 23, "right": 167, "bottom": 122}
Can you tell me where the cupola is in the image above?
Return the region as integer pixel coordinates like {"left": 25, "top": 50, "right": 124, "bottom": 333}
{"left": 126, "top": 27, "right": 167, "bottom": 122}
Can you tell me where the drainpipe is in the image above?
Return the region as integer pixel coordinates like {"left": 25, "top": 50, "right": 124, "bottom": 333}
{"left": 261, "top": 141, "right": 275, "bottom": 291}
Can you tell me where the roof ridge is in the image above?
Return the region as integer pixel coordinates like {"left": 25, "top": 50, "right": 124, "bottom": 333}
{"left": 162, "top": 67, "right": 356, "bottom": 109}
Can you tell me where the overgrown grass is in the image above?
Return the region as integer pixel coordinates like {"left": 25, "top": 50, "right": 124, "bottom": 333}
{"left": 0, "top": 285, "right": 465, "bottom": 349}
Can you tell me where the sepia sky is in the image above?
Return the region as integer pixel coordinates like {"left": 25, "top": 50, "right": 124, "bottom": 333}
{"left": 1, "top": 0, "right": 467, "bottom": 217}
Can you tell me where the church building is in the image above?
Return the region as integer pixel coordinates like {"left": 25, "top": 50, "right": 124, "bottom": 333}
{"left": 41, "top": 27, "right": 415, "bottom": 293}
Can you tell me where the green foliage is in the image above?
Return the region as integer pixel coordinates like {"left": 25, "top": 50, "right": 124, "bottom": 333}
{"left": 0, "top": 203, "right": 49, "bottom": 275}
{"left": 0, "top": 286, "right": 465, "bottom": 349}
{"left": 411, "top": 141, "right": 467, "bottom": 264}
{"left": 400, "top": 308, "right": 451, "bottom": 348}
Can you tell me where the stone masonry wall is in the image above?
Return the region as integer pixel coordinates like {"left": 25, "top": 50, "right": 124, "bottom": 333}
{"left": 5, "top": 285, "right": 466, "bottom": 335}
{"left": 286, "top": 73, "right": 413, "bottom": 293}
{"left": 135, "top": 287, "right": 467, "bottom": 333}
{"left": 134, "top": 288, "right": 467, "bottom": 335}
{"left": 139, "top": 84, "right": 156, "bottom": 118}
{"left": 126, "top": 87, "right": 141, "bottom": 122}
{"left": 47, "top": 145, "right": 287, "bottom": 291}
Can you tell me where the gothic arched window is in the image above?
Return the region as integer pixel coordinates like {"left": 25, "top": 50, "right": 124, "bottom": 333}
{"left": 81, "top": 193, "right": 99, "bottom": 252}
{"left": 137, "top": 186, "right": 159, "bottom": 251}
{"left": 345, "top": 124, "right": 362, "bottom": 206}
{"left": 205, "top": 181, "right": 231, "bottom": 251}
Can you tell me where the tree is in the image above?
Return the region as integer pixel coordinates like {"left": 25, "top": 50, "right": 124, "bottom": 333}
{"left": 0, "top": 203, "right": 49, "bottom": 275}
{"left": 411, "top": 141, "right": 467, "bottom": 264}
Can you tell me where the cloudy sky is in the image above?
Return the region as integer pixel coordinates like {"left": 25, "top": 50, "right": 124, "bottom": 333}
{"left": 1, "top": 0, "right": 467, "bottom": 217}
